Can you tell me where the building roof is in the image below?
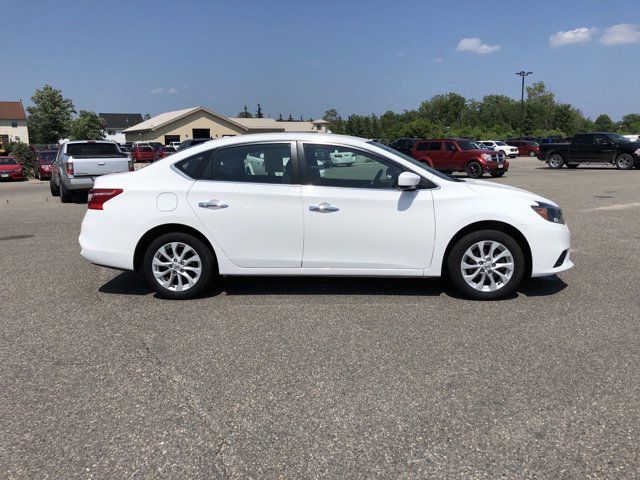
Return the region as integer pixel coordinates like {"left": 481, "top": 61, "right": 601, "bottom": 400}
{"left": 230, "top": 117, "right": 283, "bottom": 129}
{"left": 123, "top": 106, "right": 248, "bottom": 133}
{"left": 312, "top": 119, "right": 330, "bottom": 124}
{"left": 98, "top": 113, "right": 144, "bottom": 129}
{"left": 230, "top": 118, "right": 321, "bottom": 132}
{"left": 0, "top": 101, "right": 26, "bottom": 120}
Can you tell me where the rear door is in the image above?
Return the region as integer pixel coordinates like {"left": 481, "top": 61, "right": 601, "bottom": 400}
{"left": 591, "top": 134, "right": 617, "bottom": 163}
{"left": 187, "top": 141, "right": 303, "bottom": 268}
{"left": 569, "top": 134, "right": 592, "bottom": 162}
{"left": 299, "top": 142, "right": 435, "bottom": 271}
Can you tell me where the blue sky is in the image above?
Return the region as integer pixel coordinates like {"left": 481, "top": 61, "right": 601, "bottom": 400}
{"left": 4, "top": 0, "right": 639, "bottom": 120}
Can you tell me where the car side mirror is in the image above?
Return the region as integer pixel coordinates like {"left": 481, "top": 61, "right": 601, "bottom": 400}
{"left": 398, "top": 171, "right": 421, "bottom": 190}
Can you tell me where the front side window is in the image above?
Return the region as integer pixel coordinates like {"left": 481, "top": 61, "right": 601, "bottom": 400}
{"left": 304, "top": 144, "right": 404, "bottom": 189}
{"left": 416, "top": 142, "right": 429, "bottom": 151}
{"left": 200, "top": 143, "right": 293, "bottom": 184}
{"left": 593, "top": 134, "right": 613, "bottom": 145}
{"left": 573, "top": 134, "right": 592, "bottom": 145}
{"left": 445, "top": 142, "right": 457, "bottom": 152}
{"left": 428, "top": 142, "right": 442, "bottom": 151}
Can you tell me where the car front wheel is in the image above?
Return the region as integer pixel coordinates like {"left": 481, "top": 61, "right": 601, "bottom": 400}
{"left": 447, "top": 229, "right": 525, "bottom": 300}
{"left": 143, "top": 232, "right": 216, "bottom": 300}
{"left": 465, "top": 161, "right": 483, "bottom": 178}
{"left": 547, "top": 154, "right": 564, "bottom": 169}
{"left": 615, "top": 153, "right": 634, "bottom": 170}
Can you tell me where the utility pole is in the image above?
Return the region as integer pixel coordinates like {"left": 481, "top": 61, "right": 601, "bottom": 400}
{"left": 515, "top": 71, "right": 533, "bottom": 135}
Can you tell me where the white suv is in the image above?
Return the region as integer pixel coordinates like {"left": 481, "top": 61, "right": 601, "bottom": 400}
{"left": 79, "top": 133, "right": 572, "bottom": 300}
{"left": 479, "top": 141, "right": 519, "bottom": 158}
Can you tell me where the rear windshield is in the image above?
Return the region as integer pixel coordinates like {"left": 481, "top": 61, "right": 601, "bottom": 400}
{"left": 137, "top": 146, "right": 153, "bottom": 152}
{"left": 0, "top": 158, "right": 17, "bottom": 165}
{"left": 39, "top": 152, "right": 57, "bottom": 162}
{"left": 66, "top": 143, "right": 123, "bottom": 156}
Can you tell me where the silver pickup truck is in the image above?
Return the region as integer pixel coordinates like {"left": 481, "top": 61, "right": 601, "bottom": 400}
{"left": 50, "top": 141, "right": 132, "bottom": 202}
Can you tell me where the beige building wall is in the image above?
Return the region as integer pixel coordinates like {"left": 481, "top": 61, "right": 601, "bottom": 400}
{"left": 125, "top": 110, "right": 247, "bottom": 143}
{"left": 0, "top": 119, "right": 29, "bottom": 144}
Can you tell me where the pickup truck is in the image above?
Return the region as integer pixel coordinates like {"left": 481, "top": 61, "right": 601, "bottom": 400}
{"left": 538, "top": 132, "right": 640, "bottom": 170}
{"left": 50, "top": 140, "right": 133, "bottom": 202}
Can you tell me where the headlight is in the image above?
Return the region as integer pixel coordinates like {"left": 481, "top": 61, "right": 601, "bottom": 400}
{"left": 634, "top": 148, "right": 640, "bottom": 156}
{"left": 531, "top": 201, "right": 565, "bottom": 224}
{"left": 482, "top": 153, "right": 493, "bottom": 161}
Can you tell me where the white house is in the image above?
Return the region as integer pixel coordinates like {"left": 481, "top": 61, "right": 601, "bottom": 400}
{"left": 99, "top": 113, "right": 143, "bottom": 144}
{"left": 0, "top": 101, "right": 29, "bottom": 145}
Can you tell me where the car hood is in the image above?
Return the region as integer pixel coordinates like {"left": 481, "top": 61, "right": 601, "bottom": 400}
{"left": 464, "top": 179, "right": 558, "bottom": 206}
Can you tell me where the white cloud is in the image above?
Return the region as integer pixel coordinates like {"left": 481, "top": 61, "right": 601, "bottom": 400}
{"left": 549, "top": 27, "right": 597, "bottom": 47}
{"left": 150, "top": 87, "right": 179, "bottom": 95}
{"left": 456, "top": 38, "right": 501, "bottom": 54}
{"left": 600, "top": 23, "right": 640, "bottom": 45}
{"left": 434, "top": 58, "right": 444, "bottom": 63}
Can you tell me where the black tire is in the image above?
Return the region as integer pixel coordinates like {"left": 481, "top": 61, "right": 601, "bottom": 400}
{"left": 547, "top": 154, "right": 564, "bottom": 169}
{"left": 529, "top": 151, "right": 536, "bottom": 157}
{"left": 465, "top": 161, "right": 483, "bottom": 178}
{"left": 50, "top": 177, "right": 60, "bottom": 197}
{"left": 489, "top": 170, "right": 505, "bottom": 177}
{"left": 615, "top": 153, "right": 634, "bottom": 170}
{"left": 143, "top": 232, "right": 216, "bottom": 300}
{"left": 59, "top": 181, "right": 73, "bottom": 203}
{"left": 567, "top": 163, "right": 579, "bottom": 169}
{"left": 446, "top": 229, "right": 525, "bottom": 300}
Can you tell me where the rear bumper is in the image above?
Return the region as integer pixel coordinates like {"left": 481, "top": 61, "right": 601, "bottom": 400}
{"left": 79, "top": 210, "right": 134, "bottom": 270}
{"left": 63, "top": 176, "right": 95, "bottom": 191}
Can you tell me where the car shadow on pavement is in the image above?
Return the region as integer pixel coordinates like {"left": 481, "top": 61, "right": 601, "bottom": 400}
{"left": 98, "top": 271, "right": 567, "bottom": 300}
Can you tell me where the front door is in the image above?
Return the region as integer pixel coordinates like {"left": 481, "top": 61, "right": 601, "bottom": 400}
{"left": 591, "top": 134, "right": 617, "bottom": 163}
{"left": 187, "top": 142, "right": 303, "bottom": 268}
{"left": 300, "top": 143, "right": 435, "bottom": 271}
{"left": 441, "top": 141, "right": 459, "bottom": 170}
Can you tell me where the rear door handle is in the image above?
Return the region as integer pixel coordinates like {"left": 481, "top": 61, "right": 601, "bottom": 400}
{"left": 198, "top": 199, "right": 228, "bottom": 210}
{"left": 309, "top": 202, "right": 339, "bottom": 213}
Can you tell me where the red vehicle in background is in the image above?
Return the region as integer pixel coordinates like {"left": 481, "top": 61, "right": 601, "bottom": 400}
{"left": 0, "top": 156, "right": 25, "bottom": 181}
{"left": 130, "top": 145, "right": 156, "bottom": 163}
{"left": 410, "top": 138, "right": 509, "bottom": 178}
{"left": 33, "top": 149, "right": 58, "bottom": 180}
{"left": 507, "top": 140, "right": 540, "bottom": 157}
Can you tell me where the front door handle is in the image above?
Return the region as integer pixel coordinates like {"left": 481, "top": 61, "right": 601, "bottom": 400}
{"left": 309, "top": 202, "right": 339, "bottom": 213}
{"left": 198, "top": 199, "right": 228, "bottom": 210}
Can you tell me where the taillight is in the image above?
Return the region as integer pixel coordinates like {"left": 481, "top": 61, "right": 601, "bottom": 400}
{"left": 87, "top": 188, "right": 123, "bottom": 210}
{"left": 65, "top": 161, "right": 74, "bottom": 175}
{"left": 128, "top": 160, "right": 134, "bottom": 171}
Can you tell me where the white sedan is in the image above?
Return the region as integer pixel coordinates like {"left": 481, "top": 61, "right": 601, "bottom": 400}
{"left": 479, "top": 140, "right": 519, "bottom": 158}
{"left": 79, "top": 133, "right": 572, "bottom": 300}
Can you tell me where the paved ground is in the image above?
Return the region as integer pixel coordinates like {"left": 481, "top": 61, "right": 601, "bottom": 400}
{"left": 1, "top": 158, "right": 639, "bottom": 478}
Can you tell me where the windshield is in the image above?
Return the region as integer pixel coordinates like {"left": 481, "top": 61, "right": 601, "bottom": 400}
{"left": 608, "top": 133, "right": 630, "bottom": 143}
{"left": 495, "top": 141, "right": 507, "bottom": 146}
{"left": 472, "top": 142, "right": 487, "bottom": 149}
{"left": 458, "top": 140, "right": 480, "bottom": 151}
{"left": 368, "top": 141, "right": 460, "bottom": 182}
{"left": 0, "top": 158, "right": 17, "bottom": 165}
{"left": 39, "top": 152, "right": 56, "bottom": 162}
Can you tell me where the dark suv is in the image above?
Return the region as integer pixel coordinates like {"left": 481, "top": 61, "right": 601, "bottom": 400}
{"left": 538, "top": 132, "right": 640, "bottom": 169}
{"left": 411, "top": 139, "right": 509, "bottom": 178}
{"left": 389, "top": 137, "right": 420, "bottom": 155}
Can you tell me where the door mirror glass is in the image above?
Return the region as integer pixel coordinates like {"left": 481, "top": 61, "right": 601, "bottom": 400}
{"left": 398, "top": 171, "right": 421, "bottom": 189}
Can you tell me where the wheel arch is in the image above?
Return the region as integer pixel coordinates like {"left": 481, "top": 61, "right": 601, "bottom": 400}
{"left": 133, "top": 223, "right": 218, "bottom": 272}
{"left": 442, "top": 220, "right": 532, "bottom": 278}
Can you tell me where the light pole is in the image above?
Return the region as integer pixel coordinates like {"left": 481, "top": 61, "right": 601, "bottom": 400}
{"left": 515, "top": 71, "right": 533, "bottom": 134}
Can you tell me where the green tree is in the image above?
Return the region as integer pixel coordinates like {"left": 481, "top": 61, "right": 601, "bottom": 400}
{"left": 255, "top": 104, "right": 263, "bottom": 118}
{"left": 618, "top": 113, "right": 640, "bottom": 133}
{"left": 69, "top": 110, "right": 106, "bottom": 140}
{"left": 323, "top": 108, "right": 339, "bottom": 123}
{"left": 26, "top": 84, "right": 75, "bottom": 144}
{"left": 143, "top": 113, "right": 151, "bottom": 120}
{"left": 593, "top": 114, "right": 615, "bottom": 132}
{"left": 237, "top": 105, "right": 253, "bottom": 118}
{"left": 8, "top": 142, "right": 34, "bottom": 177}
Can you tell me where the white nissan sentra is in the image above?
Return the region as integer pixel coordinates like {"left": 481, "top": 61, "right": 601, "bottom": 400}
{"left": 79, "top": 133, "right": 573, "bottom": 300}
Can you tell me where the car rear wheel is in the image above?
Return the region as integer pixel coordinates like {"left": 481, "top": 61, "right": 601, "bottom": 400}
{"left": 143, "top": 233, "right": 216, "bottom": 300}
{"left": 615, "top": 153, "right": 634, "bottom": 170}
{"left": 50, "top": 177, "right": 60, "bottom": 197}
{"left": 547, "top": 154, "right": 564, "bottom": 169}
{"left": 59, "top": 181, "right": 73, "bottom": 203}
{"left": 447, "top": 229, "right": 525, "bottom": 300}
{"left": 529, "top": 151, "right": 536, "bottom": 157}
{"left": 465, "top": 161, "right": 483, "bottom": 178}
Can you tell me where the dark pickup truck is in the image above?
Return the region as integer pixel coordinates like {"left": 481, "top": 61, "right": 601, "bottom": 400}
{"left": 538, "top": 132, "right": 640, "bottom": 170}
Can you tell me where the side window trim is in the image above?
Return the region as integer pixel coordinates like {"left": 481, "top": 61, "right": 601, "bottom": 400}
{"left": 195, "top": 141, "right": 299, "bottom": 185}
{"left": 298, "top": 141, "right": 432, "bottom": 190}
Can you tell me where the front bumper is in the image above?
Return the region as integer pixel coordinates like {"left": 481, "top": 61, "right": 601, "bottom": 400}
{"left": 528, "top": 222, "right": 574, "bottom": 277}
{"left": 485, "top": 161, "right": 509, "bottom": 172}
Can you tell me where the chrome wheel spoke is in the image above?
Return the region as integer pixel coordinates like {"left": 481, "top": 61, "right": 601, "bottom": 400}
{"left": 461, "top": 240, "right": 515, "bottom": 292}
{"left": 152, "top": 241, "right": 203, "bottom": 292}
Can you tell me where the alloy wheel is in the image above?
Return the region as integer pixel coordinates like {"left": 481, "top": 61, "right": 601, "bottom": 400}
{"left": 460, "top": 240, "right": 514, "bottom": 292}
{"left": 548, "top": 155, "right": 563, "bottom": 168}
{"left": 152, "top": 242, "right": 202, "bottom": 292}
{"left": 616, "top": 154, "right": 633, "bottom": 170}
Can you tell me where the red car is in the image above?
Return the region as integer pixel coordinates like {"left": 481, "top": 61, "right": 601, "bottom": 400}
{"left": 130, "top": 145, "right": 156, "bottom": 163}
{"left": 0, "top": 156, "right": 25, "bottom": 181}
{"left": 33, "top": 149, "right": 58, "bottom": 180}
{"left": 410, "top": 138, "right": 509, "bottom": 178}
{"left": 508, "top": 140, "right": 540, "bottom": 157}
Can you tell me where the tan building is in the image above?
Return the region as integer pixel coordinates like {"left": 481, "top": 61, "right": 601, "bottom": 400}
{"left": 0, "top": 101, "right": 29, "bottom": 146}
{"left": 123, "top": 106, "right": 329, "bottom": 144}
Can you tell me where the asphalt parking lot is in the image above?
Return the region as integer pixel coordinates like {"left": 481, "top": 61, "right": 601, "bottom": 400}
{"left": 1, "top": 157, "right": 639, "bottom": 478}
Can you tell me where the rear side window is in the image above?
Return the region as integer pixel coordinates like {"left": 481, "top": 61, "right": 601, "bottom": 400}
{"left": 174, "top": 150, "right": 213, "bottom": 179}
{"left": 428, "top": 142, "right": 442, "bottom": 151}
{"left": 200, "top": 143, "right": 293, "bottom": 184}
{"left": 415, "top": 142, "right": 429, "bottom": 151}
{"left": 66, "top": 143, "right": 121, "bottom": 156}
{"left": 573, "top": 134, "right": 592, "bottom": 145}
